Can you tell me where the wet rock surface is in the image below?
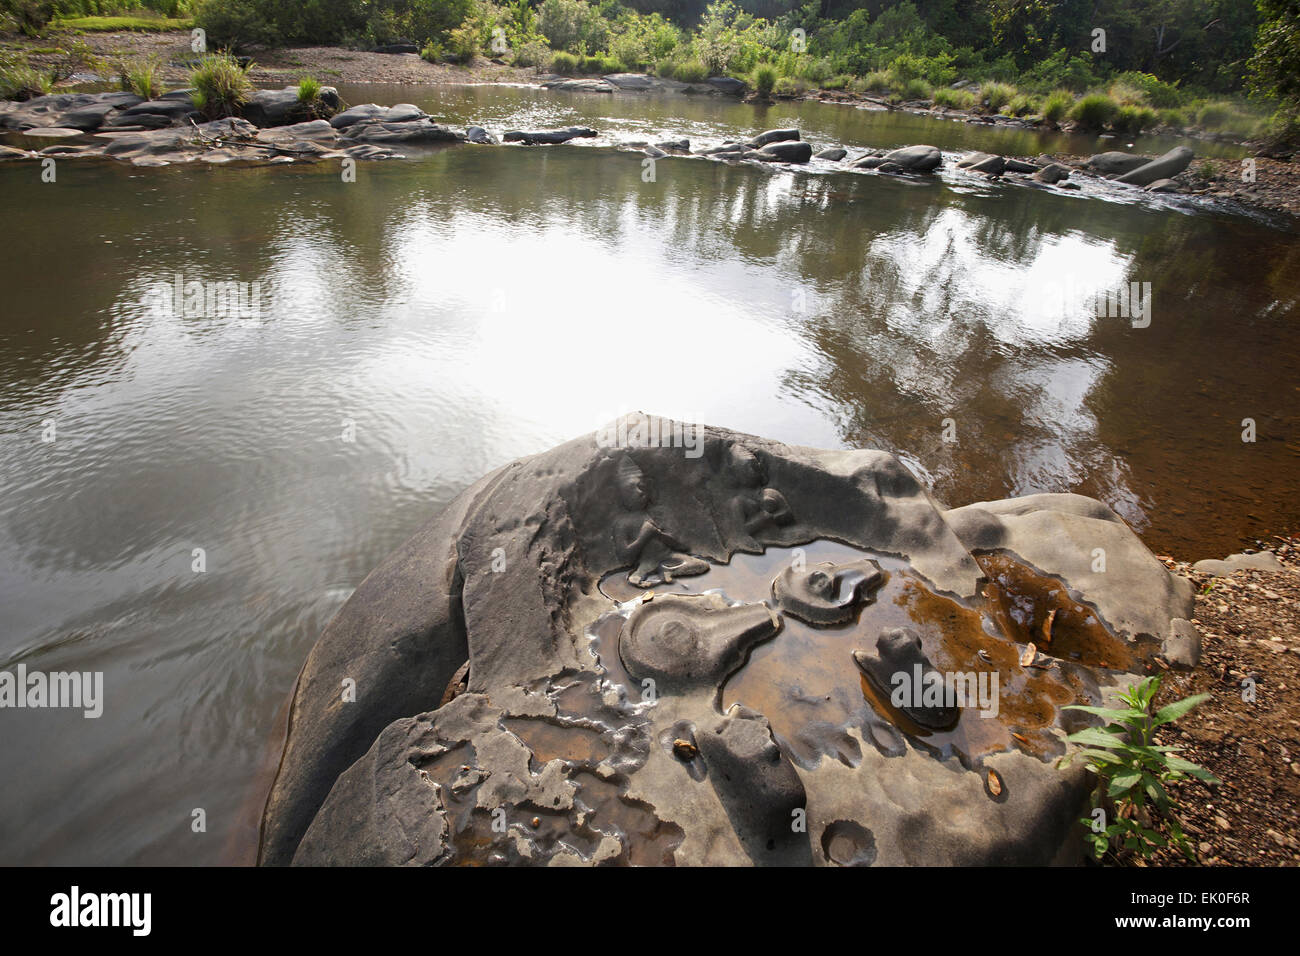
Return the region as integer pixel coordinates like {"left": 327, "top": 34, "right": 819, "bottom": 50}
{"left": 260, "top": 415, "right": 1196, "bottom": 866}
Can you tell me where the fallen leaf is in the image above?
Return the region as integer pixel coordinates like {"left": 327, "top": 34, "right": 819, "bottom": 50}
{"left": 987, "top": 769, "right": 1003, "bottom": 796}
{"left": 1020, "top": 642, "right": 1037, "bottom": 667}
{"left": 1011, "top": 732, "right": 1029, "bottom": 744}
{"left": 1042, "top": 608, "right": 1056, "bottom": 645}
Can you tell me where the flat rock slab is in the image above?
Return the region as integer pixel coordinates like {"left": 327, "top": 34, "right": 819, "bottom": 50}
{"left": 260, "top": 415, "right": 1196, "bottom": 867}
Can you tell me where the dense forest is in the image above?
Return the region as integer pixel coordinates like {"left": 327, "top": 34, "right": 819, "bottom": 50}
{"left": 3, "top": 1, "right": 1299, "bottom": 132}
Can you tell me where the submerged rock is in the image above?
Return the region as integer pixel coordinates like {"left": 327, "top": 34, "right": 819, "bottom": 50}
{"left": 814, "top": 147, "right": 847, "bottom": 161}
{"left": 260, "top": 415, "right": 1197, "bottom": 867}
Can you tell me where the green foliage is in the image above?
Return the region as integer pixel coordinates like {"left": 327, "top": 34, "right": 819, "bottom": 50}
{"left": 1007, "top": 92, "right": 1038, "bottom": 116}
{"left": 899, "top": 76, "right": 930, "bottom": 100}
{"left": 752, "top": 62, "right": 776, "bottom": 96}
{"left": 0, "top": 50, "right": 53, "bottom": 99}
{"left": 1060, "top": 676, "right": 1218, "bottom": 862}
{"left": 446, "top": 19, "right": 479, "bottom": 62}
{"left": 189, "top": 50, "right": 251, "bottom": 119}
{"left": 420, "top": 38, "right": 444, "bottom": 62}
{"left": 981, "top": 80, "right": 1014, "bottom": 111}
{"left": 671, "top": 58, "right": 707, "bottom": 82}
{"left": 1042, "top": 88, "right": 1072, "bottom": 123}
{"left": 772, "top": 75, "right": 804, "bottom": 96}
{"left": 1113, "top": 103, "right": 1159, "bottom": 133}
{"left": 537, "top": 0, "right": 607, "bottom": 53}
{"left": 550, "top": 49, "right": 578, "bottom": 73}
{"left": 117, "top": 55, "right": 165, "bottom": 99}
{"left": 296, "top": 75, "right": 321, "bottom": 103}
{"left": 1070, "top": 92, "right": 1118, "bottom": 129}
{"left": 1249, "top": 0, "right": 1300, "bottom": 107}
{"left": 932, "top": 86, "right": 975, "bottom": 109}
{"left": 512, "top": 38, "right": 550, "bottom": 70}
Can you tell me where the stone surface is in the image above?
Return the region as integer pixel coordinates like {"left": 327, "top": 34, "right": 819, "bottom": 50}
{"left": 1193, "top": 551, "right": 1284, "bottom": 576}
{"left": 260, "top": 416, "right": 1192, "bottom": 867}
{"left": 756, "top": 141, "right": 812, "bottom": 163}
{"left": 1085, "top": 151, "right": 1152, "bottom": 176}
{"left": 502, "top": 126, "right": 598, "bottom": 145}
{"left": 1033, "top": 162, "right": 1072, "bottom": 184}
{"left": 814, "top": 147, "right": 847, "bottom": 161}
{"left": 747, "top": 128, "right": 800, "bottom": 149}
{"left": 1116, "top": 146, "right": 1194, "bottom": 186}
{"left": 879, "top": 144, "right": 943, "bottom": 172}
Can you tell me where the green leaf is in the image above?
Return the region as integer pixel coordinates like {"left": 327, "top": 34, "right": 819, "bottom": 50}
{"left": 1166, "top": 755, "right": 1221, "bottom": 785}
{"left": 1153, "top": 693, "right": 1211, "bottom": 726}
{"left": 1108, "top": 770, "right": 1142, "bottom": 796}
{"left": 1066, "top": 727, "right": 1129, "bottom": 749}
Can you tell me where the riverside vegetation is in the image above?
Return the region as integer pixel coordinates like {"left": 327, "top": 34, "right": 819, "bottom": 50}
{"left": 1, "top": 0, "right": 1298, "bottom": 149}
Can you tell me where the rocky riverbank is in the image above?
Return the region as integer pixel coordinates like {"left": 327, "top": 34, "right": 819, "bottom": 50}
{"left": 1, "top": 86, "right": 1272, "bottom": 225}
{"left": 1144, "top": 539, "right": 1300, "bottom": 866}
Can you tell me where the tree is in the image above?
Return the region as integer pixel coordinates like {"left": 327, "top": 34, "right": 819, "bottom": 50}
{"left": 1249, "top": 0, "right": 1300, "bottom": 106}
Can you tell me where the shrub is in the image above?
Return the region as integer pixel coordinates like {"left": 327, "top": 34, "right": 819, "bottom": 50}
{"left": 513, "top": 39, "right": 550, "bottom": 71}
{"left": 672, "top": 59, "right": 708, "bottom": 83}
{"left": 752, "top": 63, "right": 776, "bottom": 97}
{"left": 1042, "top": 89, "right": 1073, "bottom": 124}
{"left": 446, "top": 20, "right": 479, "bottom": 63}
{"left": 1113, "top": 104, "right": 1158, "bottom": 133}
{"left": 981, "top": 81, "right": 1015, "bottom": 112}
{"left": 821, "top": 74, "right": 851, "bottom": 91}
{"left": 900, "top": 77, "right": 931, "bottom": 101}
{"left": 858, "top": 70, "right": 891, "bottom": 93}
{"left": 537, "top": 0, "right": 607, "bottom": 53}
{"left": 1070, "top": 93, "right": 1117, "bottom": 129}
{"left": 117, "top": 57, "right": 165, "bottom": 100}
{"left": 550, "top": 50, "right": 579, "bottom": 74}
{"left": 1008, "top": 93, "right": 1039, "bottom": 116}
{"left": 773, "top": 76, "right": 805, "bottom": 97}
{"left": 932, "top": 87, "right": 976, "bottom": 110}
{"left": 1159, "top": 107, "right": 1188, "bottom": 128}
{"left": 189, "top": 52, "right": 253, "bottom": 119}
{"left": 420, "top": 40, "right": 444, "bottom": 63}
{"left": 654, "top": 58, "right": 677, "bottom": 79}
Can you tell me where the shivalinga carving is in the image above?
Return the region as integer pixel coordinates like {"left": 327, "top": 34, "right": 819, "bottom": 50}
{"left": 258, "top": 414, "right": 1198, "bottom": 866}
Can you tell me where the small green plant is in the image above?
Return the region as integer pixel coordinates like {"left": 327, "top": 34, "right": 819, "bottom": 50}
{"left": 821, "top": 74, "right": 851, "bottom": 91}
{"left": 117, "top": 57, "right": 166, "bottom": 100}
{"left": 0, "top": 53, "right": 53, "bottom": 101}
{"left": 297, "top": 76, "right": 321, "bottom": 104}
{"left": 189, "top": 52, "right": 253, "bottom": 119}
{"left": 981, "top": 81, "right": 1015, "bottom": 112}
{"left": 1113, "top": 103, "right": 1159, "bottom": 133}
{"left": 447, "top": 21, "right": 480, "bottom": 64}
{"left": 420, "top": 40, "right": 445, "bottom": 64}
{"left": 1060, "top": 675, "right": 1218, "bottom": 862}
{"left": 1070, "top": 92, "right": 1118, "bottom": 129}
{"left": 752, "top": 63, "right": 776, "bottom": 97}
{"left": 1042, "top": 89, "right": 1073, "bottom": 124}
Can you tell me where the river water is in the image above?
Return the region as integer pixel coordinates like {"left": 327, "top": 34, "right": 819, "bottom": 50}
{"left": 0, "top": 83, "right": 1296, "bottom": 864}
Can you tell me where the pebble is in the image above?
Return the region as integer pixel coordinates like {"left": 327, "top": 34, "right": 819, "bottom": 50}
{"left": 1215, "top": 815, "right": 1231, "bottom": 831}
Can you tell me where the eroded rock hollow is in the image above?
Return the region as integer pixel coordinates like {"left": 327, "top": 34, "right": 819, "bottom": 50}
{"left": 259, "top": 415, "right": 1197, "bottom": 866}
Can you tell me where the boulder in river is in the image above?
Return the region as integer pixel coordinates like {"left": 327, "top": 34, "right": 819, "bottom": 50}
{"left": 1115, "top": 146, "right": 1194, "bottom": 186}
{"left": 1033, "top": 163, "right": 1072, "bottom": 184}
{"left": 880, "top": 144, "right": 943, "bottom": 172}
{"left": 1085, "top": 151, "right": 1153, "bottom": 176}
{"left": 747, "top": 128, "right": 800, "bottom": 149}
{"left": 502, "top": 127, "right": 598, "bottom": 145}
{"left": 465, "top": 125, "right": 498, "bottom": 144}
{"left": 757, "top": 141, "right": 812, "bottom": 163}
{"left": 340, "top": 119, "right": 466, "bottom": 146}
{"left": 259, "top": 415, "right": 1198, "bottom": 867}
{"left": 814, "top": 147, "right": 846, "bottom": 161}
{"left": 707, "top": 76, "right": 748, "bottom": 94}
